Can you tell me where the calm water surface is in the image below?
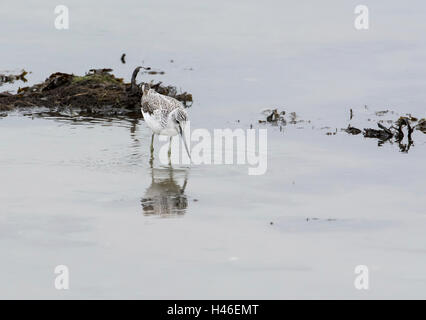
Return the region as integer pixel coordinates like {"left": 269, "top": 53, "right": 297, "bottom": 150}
{"left": 1, "top": 0, "right": 426, "bottom": 298}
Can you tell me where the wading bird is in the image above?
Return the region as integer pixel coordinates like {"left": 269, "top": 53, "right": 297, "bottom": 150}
{"left": 140, "top": 83, "right": 191, "bottom": 164}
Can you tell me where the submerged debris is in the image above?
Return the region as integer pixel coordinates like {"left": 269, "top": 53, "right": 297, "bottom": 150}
{"left": 415, "top": 119, "right": 426, "bottom": 133}
{"left": 362, "top": 116, "right": 416, "bottom": 152}
{"left": 138, "top": 66, "right": 165, "bottom": 75}
{"left": 344, "top": 125, "right": 362, "bottom": 135}
{"left": 306, "top": 217, "right": 337, "bottom": 222}
{"left": 0, "top": 67, "right": 192, "bottom": 117}
{"left": 266, "top": 109, "right": 280, "bottom": 122}
{"left": 375, "top": 110, "right": 390, "bottom": 117}
{"left": 325, "top": 127, "right": 338, "bottom": 135}
{"left": 259, "top": 108, "right": 285, "bottom": 124}
{"left": 260, "top": 108, "right": 308, "bottom": 126}
{"left": 0, "top": 70, "right": 28, "bottom": 85}
{"left": 289, "top": 112, "right": 298, "bottom": 124}
{"left": 363, "top": 123, "right": 394, "bottom": 140}
{"left": 363, "top": 118, "right": 413, "bottom": 142}
{"left": 259, "top": 105, "right": 424, "bottom": 153}
{"left": 395, "top": 117, "right": 414, "bottom": 140}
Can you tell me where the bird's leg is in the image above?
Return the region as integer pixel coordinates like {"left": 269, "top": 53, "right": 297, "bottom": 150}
{"left": 168, "top": 136, "right": 172, "bottom": 157}
{"left": 150, "top": 134, "right": 155, "bottom": 153}
{"left": 181, "top": 174, "right": 188, "bottom": 194}
{"left": 149, "top": 134, "right": 154, "bottom": 168}
{"left": 168, "top": 136, "right": 172, "bottom": 165}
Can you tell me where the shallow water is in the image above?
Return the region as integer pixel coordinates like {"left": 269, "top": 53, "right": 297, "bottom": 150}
{"left": 1, "top": 0, "right": 426, "bottom": 299}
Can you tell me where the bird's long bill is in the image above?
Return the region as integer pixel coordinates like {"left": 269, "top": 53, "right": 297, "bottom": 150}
{"left": 179, "top": 125, "right": 191, "bottom": 161}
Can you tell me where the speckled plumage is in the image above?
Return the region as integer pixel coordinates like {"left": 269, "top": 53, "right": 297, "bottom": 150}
{"left": 141, "top": 87, "right": 188, "bottom": 136}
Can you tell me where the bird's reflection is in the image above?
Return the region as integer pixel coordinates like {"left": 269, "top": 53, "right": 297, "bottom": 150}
{"left": 141, "top": 167, "right": 189, "bottom": 217}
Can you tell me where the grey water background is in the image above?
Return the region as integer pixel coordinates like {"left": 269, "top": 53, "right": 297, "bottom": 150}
{"left": 1, "top": 0, "right": 426, "bottom": 298}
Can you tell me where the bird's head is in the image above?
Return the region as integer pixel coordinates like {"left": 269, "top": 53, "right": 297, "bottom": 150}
{"left": 173, "top": 108, "right": 191, "bottom": 160}
{"left": 141, "top": 83, "right": 150, "bottom": 96}
{"left": 173, "top": 109, "right": 188, "bottom": 135}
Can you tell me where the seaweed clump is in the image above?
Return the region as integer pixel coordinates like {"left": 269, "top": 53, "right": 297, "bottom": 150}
{"left": 259, "top": 106, "right": 425, "bottom": 153}
{"left": 340, "top": 116, "right": 421, "bottom": 152}
{"left": 0, "top": 70, "right": 28, "bottom": 85}
{"left": 0, "top": 67, "right": 193, "bottom": 117}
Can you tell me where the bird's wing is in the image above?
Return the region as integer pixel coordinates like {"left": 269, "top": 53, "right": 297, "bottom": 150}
{"left": 142, "top": 90, "right": 185, "bottom": 129}
{"left": 158, "top": 93, "right": 184, "bottom": 112}
{"left": 151, "top": 108, "right": 168, "bottom": 128}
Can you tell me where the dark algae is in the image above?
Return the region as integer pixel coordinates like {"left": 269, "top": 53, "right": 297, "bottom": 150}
{"left": 260, "top": 108, "right": 424, "bottom": 153}
{"left": 0, "top": 67, "right": 192, "bottom": 117}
